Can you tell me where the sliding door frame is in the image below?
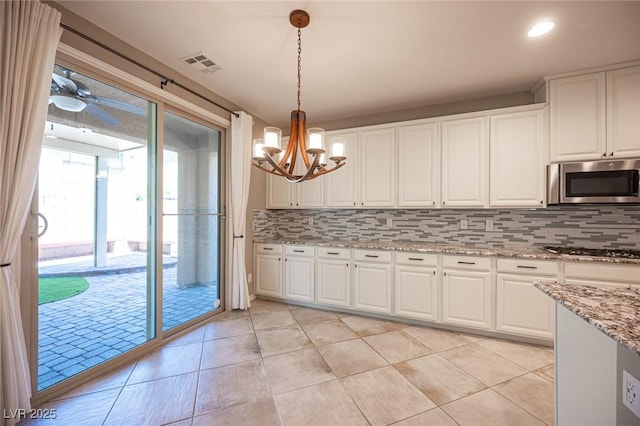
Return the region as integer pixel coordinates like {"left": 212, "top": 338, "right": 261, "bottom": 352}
{"left": 21, "top": 44, "right": 230, "bottom": 406}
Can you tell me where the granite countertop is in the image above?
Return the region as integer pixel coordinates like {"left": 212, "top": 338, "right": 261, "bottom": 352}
{"left": 254, "top": 238, "right": 640, "bottom": 265}
{"left": 535, "top": 281, "right": 640, "bottom": 355}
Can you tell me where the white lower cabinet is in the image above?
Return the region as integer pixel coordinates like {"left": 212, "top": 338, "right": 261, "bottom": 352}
{"left": 441, "top": 255, "right": 493, "bottom": 330}
{"left": 353, "top": 250, "right": 392, "bottom": 314}
{"left": 283, "top": 245, "right": 315, "bottom": 302}
{"left": 394, "top": 253, "right": 439, "bottom": 321}
{"left": 316, "top": 247, "right": 351, "bottom": 308}
{"left": 496, "top": 259, "right": 557, "bottom": 339}
{"left": 255, "top": 244, "right": 283, "bottom": 298}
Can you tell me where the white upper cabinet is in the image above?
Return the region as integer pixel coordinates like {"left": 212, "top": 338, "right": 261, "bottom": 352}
{"left": 360, "top": 128, "right": 396, "bottom": 207}
{"left": 606, "top": 66, "right": 640, "bottom": 159}
{"left": 397, "top": 123, "right": 441, "bottom": 208}
{"left": 325, "top": 131, "right": 358, "bottom": 207}
{"left": 549, "top": 72, "right": 606, "bottom": 162}
{"left": 441, "top": 117, "right": 489, "bottom": 208}
{"left": 267, "top": 172, "right": 294, "bottom": 208}
{"left": 549, "top": 66, "right": 640, "bottom": 162}
{"left": 489, "top": 108, "right": 545, "bottom": 207}
{"left": 266, "top": 137, "right": 325, "bottom": 208}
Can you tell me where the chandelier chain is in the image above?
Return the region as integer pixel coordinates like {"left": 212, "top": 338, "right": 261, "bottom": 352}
{"left": 297, "top": 26, "right": 302, "bottom": 111}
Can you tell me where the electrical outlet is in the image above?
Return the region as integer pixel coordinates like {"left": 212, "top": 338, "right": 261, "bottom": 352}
{"left": 485, "top": 219, "right": 494, "bottom": 231}
{"left": 623, "top": 369, "right": 640, "bottom": 419}
{"left": 386, "top": 218, "right": 393, "bottom": 227}
{"left": 308, "top": 217, "right": 314, "bottom": 226}
{"left": 459, "top": 219, "right": 468, "bottom": 230}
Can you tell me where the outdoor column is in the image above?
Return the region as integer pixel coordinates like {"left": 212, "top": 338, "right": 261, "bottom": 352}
{"left": 94, "top": 156, "right": 108, "bottom": 267}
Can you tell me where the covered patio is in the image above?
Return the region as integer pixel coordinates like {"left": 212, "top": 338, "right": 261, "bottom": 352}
{"left": 37, "top": 253, "right": 218, "bottom": 390}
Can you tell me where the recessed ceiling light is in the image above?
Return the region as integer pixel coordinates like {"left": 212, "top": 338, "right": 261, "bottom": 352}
{"left": 528, "top": 21, "right": 555, "bottom": 38}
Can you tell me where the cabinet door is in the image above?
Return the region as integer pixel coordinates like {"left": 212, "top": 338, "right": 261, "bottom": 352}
{"left": 284, "top": 256, "right": 314, "bottom": 301}
{"left": 325, "top": 131, "right": 358, "bottom": 207}
{"left": 255, "top": 254, "right": 282, "bottom": 297}
{"left": 267, "top": 173, "right": 293, "bottom": 208}
{"left": 294, "top": 173, "right": 325, "bottom": 208}
{"left": 442, "top": 269, "right": 492, "bottom": 330}
{"left": 549, "top": 72, "right": 606, "bottom": 161}
{"left": 397, "top": 123, "right": 440, "bottom": 207}
{"left": 496, "top": 274, "right": 554, "bottom": 339}
{"left": 353, "top": 262, "right": 392, "bottom": 313}
{"left": 607, "top": 66, "right": 640, "bottom": 159}
{"left": 316, "top": 259, "right": 351, "bottom": 307}
{"left": 395, "top": 265, "right": 438, "bottom": 321}
{"left": 360, "top": 128, "right": 396, "bottom": 207}
{"left": 441, "top": 117, "right": 489, "bottom": 207}
{"left": 489, "top": 109, "right": 545, "bottom": 207}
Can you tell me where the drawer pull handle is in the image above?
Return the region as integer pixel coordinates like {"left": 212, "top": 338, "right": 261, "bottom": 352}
{"left": 327, "top": 252, "right": 340, "bottom": 255}
{"left": 365, "top": 254, "right": 379, "bottom": 258}
{"left": 263, "top": 247, "right": 274, "bottom": 251}
{"left": 293, "top": 249, "right": 304, "bottom": 253}
{"left": 408, "top": 257, "right": 424, "bottom": 261}
{"left": 517, "top": 265, "right": 538, "bottom": 269}
{"left": 457, "top": 261, "right": 475, "bottom": 265}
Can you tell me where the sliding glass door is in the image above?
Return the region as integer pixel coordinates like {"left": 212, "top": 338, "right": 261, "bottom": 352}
{"left": 162, "top": 111, "right": 222, "bottom": 332}
{"left": 33, "top": 63, "right": 224, "bottom": 394}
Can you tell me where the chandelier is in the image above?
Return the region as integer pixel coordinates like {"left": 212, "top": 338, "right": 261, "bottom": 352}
{"left": 252, "top": 10, "right": 346, "bottom": 183}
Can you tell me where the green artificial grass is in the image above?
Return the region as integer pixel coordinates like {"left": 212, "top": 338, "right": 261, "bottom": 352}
{"left": 38, "top": 277, "right": 89, "bottom": 305}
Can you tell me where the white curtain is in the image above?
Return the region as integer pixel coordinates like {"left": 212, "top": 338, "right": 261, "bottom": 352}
{"left": 229, "top": 112, "right": 253, "bottom": 309}
{"left": 0, "top": 1, "right": 61, "bottom": 423}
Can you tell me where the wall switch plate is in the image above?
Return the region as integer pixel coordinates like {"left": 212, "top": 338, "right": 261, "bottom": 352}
{"left": 485, "top": 219, "right": 494, "bottom": 231}
{"left": 623, "top": 369, "right": 640, "bottom": 419}
{"left": 459, "top": 219, "right": 468, "bottom": 230}
{"left": 386, "top": 218, "right": 393, "bottom": 227}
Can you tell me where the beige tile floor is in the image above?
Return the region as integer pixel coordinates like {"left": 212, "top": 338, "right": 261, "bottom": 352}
{"left": 24, "top": 299, "right": 555, "bottom": 425}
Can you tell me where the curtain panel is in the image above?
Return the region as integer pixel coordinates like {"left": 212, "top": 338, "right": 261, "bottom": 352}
{"left": 229, "top": 112, "right": 253, "bottom": 310}
{"left": 0, "top": 1, "right": 61, "bottom": 423}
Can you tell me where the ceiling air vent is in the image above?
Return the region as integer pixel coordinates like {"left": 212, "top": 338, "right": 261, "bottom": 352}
{"left": 181, "top": 52, "right": 221, "bottom": 74}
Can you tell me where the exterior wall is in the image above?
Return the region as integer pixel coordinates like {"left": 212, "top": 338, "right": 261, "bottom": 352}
{"left": 254, "top": 205, "right": 640, "bottom": 250}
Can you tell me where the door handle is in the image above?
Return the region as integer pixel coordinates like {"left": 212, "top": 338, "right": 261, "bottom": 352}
{"left": 31, "top": 211, "right": 49, "bottom": 240}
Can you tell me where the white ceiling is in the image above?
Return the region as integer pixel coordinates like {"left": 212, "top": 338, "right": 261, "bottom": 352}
{"left": 57, "top": 1, "right": 640, "bottom": 129}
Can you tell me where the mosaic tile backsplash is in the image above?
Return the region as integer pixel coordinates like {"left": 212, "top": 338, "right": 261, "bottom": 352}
{"left": 253, "top": 206, "right": 640, "bottom": 250}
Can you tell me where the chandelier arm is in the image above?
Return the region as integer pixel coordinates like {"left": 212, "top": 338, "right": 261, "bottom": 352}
{"left": 298, "top": 118, "right": 312, "bottom": 168}
{"left": 288, "top": 117, "right": 299, "bottom": 174}
{"left": 287, "top": 154, "right": 321, "bottom": 183}
{"left": 259, "top": 153, "right": 301, "bottom": 180}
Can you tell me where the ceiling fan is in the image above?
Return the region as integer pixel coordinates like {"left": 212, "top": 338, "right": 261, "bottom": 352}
{"left": 49, "top": 68, "right": 146, "bottom": 127}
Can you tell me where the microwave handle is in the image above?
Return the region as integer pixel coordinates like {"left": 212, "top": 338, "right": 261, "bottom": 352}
{"left": 547, "top": 163, "right": 560, "bottom": 205}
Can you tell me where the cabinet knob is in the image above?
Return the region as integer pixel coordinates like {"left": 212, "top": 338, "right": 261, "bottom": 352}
{"left": 433, "top": 201, "right": 436, "bottom": 206}
{"left": 540, "top": 200, "right": 543, "bottom": 204}
{"left": 442, "top": 201, "right": 445, "bottom": 206}
{"left": 353, "top": 202, "right": 356, "bottom": 206}
{"left": 602, "top": 152, "right": 607, "bottom": 158}
{"left": 610, "top": 152, "right": 614, "bottom": 157}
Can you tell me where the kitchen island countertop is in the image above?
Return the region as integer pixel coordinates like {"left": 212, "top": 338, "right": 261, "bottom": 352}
{"left": 535, "top": 281, "right": 640, "bottom": 356}
{"left": 254, "top": 238, "right": 640, "bottom": 265}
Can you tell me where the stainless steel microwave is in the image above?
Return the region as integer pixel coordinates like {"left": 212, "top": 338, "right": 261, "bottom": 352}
{"left": 548, "top": 159, "right": 640, "bottom": 204}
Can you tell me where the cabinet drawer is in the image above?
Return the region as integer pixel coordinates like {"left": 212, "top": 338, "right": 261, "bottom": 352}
{"left": 316, "top": 247, "right": 351, "bottom": 259}
{"left": 353, "top": 249, "right": 392, "bottom": 263}
{"left": 395, "top": 252, "right": 438, "bottom": 266}
{"left": 497, "top": 258, "right": 558, "bottom": 276}
{"left": 564, "top": 262, "right": 640, "bottom": 284}
{"left": 256, "top": 243, "right": 282, "bottom": 254}
{"left": 284, "top": 245, "right": 315, "bottom": 257}
{"left": 442, "top": 255, "right": 491, "bottom": 270}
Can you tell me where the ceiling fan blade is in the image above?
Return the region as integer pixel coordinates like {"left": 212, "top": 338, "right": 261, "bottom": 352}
{"left": 88, "top": 95, "right": 147, "bottom": 116}
{"left": 52, "top": 73, "right": 77, "bottom": 94}
{"left": 85, "top": 103, "right": 120, "bottom": 127}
